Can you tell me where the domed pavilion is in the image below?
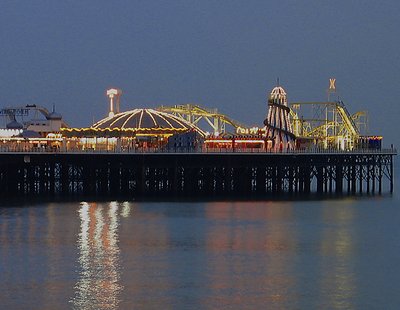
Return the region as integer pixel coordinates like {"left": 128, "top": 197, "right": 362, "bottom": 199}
{"left": 93, "top": 108, "right": 201, "bottom": 134}
{"left": 62, "top": 108, "right": 204, "bottom": 150}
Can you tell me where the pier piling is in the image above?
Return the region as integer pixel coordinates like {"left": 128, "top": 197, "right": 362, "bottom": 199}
{"left": 0, "top": 150, "right": 395, "bottom": 198}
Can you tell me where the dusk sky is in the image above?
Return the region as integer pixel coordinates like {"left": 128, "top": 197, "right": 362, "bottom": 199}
{"left": 1, "top": 0, "right": 399, "bottom": 146}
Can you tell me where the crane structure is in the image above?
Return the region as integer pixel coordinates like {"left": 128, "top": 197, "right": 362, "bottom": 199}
{"left": 157, "top": 104, "right": 248, "bottom": 135}
{"left": 289, "top": 101, "right": 367, "bottom": 150}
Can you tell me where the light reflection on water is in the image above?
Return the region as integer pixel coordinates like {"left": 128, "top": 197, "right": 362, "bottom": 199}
{"left": 1, "top": 197, "right": 400, "bottom": 309}
{"left": 71, "top": 202, "right": 128, "bottom": 309}
{"left": 202, "top": 203, "right": 296, "bottom": 307}
{"left": 319, "top": 202, "right": 356, "bottom": 309}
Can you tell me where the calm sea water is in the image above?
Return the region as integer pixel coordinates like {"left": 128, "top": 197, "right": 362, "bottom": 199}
{"left": 1, "top": 182, "right": 399, "bottom": 309}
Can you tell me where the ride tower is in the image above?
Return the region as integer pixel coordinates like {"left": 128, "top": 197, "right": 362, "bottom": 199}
{"left": 264, "top": 85, "right": 296, "bottom": 151}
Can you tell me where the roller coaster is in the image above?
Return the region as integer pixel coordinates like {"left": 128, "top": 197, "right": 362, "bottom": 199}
{"left": 290, "top": 101, "right": 367, "bottom": 149}
{"left": 158, "top": 100, "right": 367, "bottom": 150}
{"left": 157, "top": 104, "right": 247, "bottom": 135}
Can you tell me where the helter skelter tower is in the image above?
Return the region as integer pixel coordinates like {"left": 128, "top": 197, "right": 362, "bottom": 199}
{"left": 263, "top": 85, "right": 296, "bottom": 151}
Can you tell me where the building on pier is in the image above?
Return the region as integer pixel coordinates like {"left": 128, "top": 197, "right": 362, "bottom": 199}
{"left": 62, "top": 108, "right": 205, "bottom": 151}
{"left": 0, "top": 104, "right": 68, "bottom": 138}
{"left": 0, "top": 105, "right": 67, "bottom": 151}
{"left": 61, "top": 89, "right": 205, "bottom": 151}
{"left": 203, "top": 134, "right": 269, "bottom": 151}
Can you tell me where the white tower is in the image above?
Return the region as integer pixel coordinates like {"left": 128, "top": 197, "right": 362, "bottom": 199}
{"left": 106, "top": 88, "right": 122, "bottom": 117}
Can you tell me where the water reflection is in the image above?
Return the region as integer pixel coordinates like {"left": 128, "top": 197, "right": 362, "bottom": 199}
{"left": 319, "top": 202, "right": 356, "bottom": 309}
{"left": 121, "top": 201, "right": 131, "bottom": 218}
{"left": 1, "top": 198, "right": 398, "bottom": 309}
{"left": 203, "top": 202, "right": 296, "bottom": 308}
{"left": 71, "top": 202, "right": 124, "bottom": 309}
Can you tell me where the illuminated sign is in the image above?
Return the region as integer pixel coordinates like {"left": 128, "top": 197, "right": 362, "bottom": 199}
{"left": 329, "top": 78, "right": 336, "bottom": 91}
{"left": 236, "top": 127, "right": 261, "bottom": 135}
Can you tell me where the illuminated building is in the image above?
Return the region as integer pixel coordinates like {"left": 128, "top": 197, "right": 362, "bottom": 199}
{"left": 0, "top": 105, "right": 66, "bottom": 151}
{"left": 62, "top": 108, "right": 204, "bottom": 151}
{"left": 0, "top": 104, "right": 67, "bottom": 138}
{"left": 62, "top": 89, "right": 205, "bottom": 151}
{"left": 204, "top": 136, "right": 268, "bottom": 151}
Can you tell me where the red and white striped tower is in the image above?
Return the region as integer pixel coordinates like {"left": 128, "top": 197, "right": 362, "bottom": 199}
{"left": 264, "top": 85, "right": 296, "bottom": 151}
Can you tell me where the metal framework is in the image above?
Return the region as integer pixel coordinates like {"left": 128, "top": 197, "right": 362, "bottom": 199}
{"left": 290, "top": 101, "right": 367, "bottom": 150}
{"left": 156, "top": 98, "right": 367, "bottom": 152}
{"left": 157, "top": 104, "right": 246, "bottom": 134}
{"left": 0, "top": 151, "right": 395, "bottom": 197}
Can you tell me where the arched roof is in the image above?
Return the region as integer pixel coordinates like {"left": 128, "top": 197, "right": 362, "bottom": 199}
{"left": 270, "top": 86, "right": 287, "bottom": 99}
{"left": 59, "top": 108, "right": 204, "bottom": 137}
{"left": 93, "top": 108, "right": 196, "bottom": 130}
{"left": 61, "top": 108, "right": 205, "bottom": 137}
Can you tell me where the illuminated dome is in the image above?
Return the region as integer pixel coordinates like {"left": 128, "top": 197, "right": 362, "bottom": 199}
{"left": 90, "top": 108, "right": 204, "bottom": 136}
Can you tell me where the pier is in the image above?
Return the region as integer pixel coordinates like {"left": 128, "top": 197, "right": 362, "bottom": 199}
{"left": 1, "top": 84, "right": 396, "bottom": 200}
{"left": 0, "top": 149, "right": 395, "bottom": 198}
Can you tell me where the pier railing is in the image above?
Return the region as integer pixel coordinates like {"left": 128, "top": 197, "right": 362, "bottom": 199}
{"left": 0, "top": 145, "right": 396, "bottom": 155}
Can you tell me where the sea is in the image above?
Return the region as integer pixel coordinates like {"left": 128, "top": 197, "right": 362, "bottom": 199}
{"left": 1, "top": 167, "right": 399, "bottom": 309}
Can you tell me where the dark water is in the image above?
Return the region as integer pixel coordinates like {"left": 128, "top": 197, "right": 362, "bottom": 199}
{"left": 1, "top": 193, "right": 400, "bottom": 309}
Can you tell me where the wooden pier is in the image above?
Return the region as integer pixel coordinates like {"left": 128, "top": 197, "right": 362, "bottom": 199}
{"left": 0, "top": 150, "right": 396, "bottom": 199}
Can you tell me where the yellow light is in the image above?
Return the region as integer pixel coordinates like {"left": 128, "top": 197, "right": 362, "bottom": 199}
{"left": 235, "top": 140, "right": 265, "bottom": 144}
{"left": 204, "top": 140, "right": 232, "bottom": 143}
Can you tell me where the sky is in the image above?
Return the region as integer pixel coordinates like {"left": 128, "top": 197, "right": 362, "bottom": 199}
{"left": 0, "top": 0, "right": 399, "bottom": 147}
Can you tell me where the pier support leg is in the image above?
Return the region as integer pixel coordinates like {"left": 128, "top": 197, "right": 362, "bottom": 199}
{"left": 390, "top": 155, "right": 394, "bottom": 194}
{"left": 317, "top": 166, "right": 324, "bottom": 194}
{"left": 336, "top": 165, "right": 343, "bottom": 194}
{"left": 351, "top": 165, "right": 357, "bottom": 194}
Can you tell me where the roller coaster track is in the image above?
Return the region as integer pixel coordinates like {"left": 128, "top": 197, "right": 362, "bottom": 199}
{"left": 157, "top": 104, "right": 248, "bottom": 134}
{"left": 290, "top": 101, "right": 365, "bottom": 142}
{"left": 157, "top": 101, "right": 364, "bottom": 143}
{"left": 336, "top": 101, "right": 360, "bottom": 136}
